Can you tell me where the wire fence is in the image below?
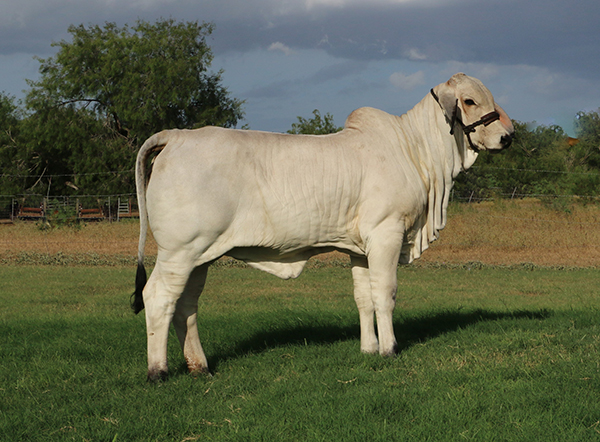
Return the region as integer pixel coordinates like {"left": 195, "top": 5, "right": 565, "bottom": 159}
{"left": 2, "top": 165, "right": 600, "bottom": 222}
{"left": 6, "top": 166, "right": 600, "bottom": 179}
{"left": 451, "top": 189, "right": 600, "bottom": 203}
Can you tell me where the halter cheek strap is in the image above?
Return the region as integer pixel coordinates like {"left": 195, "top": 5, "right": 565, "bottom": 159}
{"left": 430, "top": 88, "right": 500, "bottom": 152}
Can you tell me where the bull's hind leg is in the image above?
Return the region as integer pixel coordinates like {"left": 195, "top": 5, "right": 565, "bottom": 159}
{"left": 173, "top": 264, "right": 210, "bottom": 376}
{"left": 144, "top": 259, "right": 194, "bottom": 381}
{"left": 351, "top": 256, "right": 379, "bottom": 354}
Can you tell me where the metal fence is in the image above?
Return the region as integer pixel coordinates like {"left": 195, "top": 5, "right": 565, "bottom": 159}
{"left": 0, "top": 194, "right": 139, "bottom": 223}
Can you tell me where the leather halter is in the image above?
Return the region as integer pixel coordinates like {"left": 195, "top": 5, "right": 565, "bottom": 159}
{"left": 430, "top": 88, "right": 500, "bottom": 152}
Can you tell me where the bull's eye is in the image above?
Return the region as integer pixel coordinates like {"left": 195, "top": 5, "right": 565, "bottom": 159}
{"left": 464, "top": 99, "right": 476, "bottom": 106}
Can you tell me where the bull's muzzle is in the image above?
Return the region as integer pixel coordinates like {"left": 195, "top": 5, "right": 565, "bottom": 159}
{"left": 500, "top": 133, "right": 514, "bottom": 149}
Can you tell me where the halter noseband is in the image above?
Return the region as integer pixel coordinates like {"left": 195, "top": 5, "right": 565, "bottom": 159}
{"left": 430, "top": 88, "right": 500, "bottom": 152}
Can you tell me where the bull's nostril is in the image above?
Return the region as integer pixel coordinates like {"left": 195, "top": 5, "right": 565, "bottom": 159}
{"left": 501, "top": 134, "right": 513, "bottom": 148}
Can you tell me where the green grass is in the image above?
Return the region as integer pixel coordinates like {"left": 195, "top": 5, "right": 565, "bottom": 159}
{"left": 1, "top": 265, "right": 600, "bottom": 441}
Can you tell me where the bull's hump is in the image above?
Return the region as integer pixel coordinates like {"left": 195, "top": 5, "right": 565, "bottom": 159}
{"left": 344, "top": 107, "right": 395, "bottom": 131}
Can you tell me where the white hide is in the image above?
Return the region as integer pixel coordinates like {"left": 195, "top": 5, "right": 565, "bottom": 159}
{"left": 134, "top": 73, "right": 514, "bottom": 380}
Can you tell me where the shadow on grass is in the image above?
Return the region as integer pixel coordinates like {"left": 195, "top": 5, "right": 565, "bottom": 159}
{"left": 393, "top": 309, "right": 552, "bottom": 352}
{"left": 180, "top": 308, "right": 553, "bottom": 375}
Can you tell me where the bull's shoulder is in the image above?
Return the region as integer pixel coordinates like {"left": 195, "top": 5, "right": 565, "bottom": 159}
{"left": 344, "top": 107, "right": 398, "bottom": 131}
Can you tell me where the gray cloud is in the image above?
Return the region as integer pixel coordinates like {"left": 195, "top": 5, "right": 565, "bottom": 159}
{"left": 211, "top": 0, "right": 600, "bottom": 79}
{"left": 0, "top": 0, "right": 598, "bottom": 133}
{"left": 307, "top": 60, "right": 368, "bottom": 84}
{"left": 2, "top": 0, "right": 599, "bottom": 81}
{"left": 244, "top": 79, "right": 295, "bottom": 99}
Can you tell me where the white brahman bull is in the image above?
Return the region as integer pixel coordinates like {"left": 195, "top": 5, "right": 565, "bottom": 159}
{"left": 133, "top": 73, "right": 513, "bottom": 381}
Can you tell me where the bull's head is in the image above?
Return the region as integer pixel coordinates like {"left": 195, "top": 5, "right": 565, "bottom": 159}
{"left": 431, "top": 73, "right": 514, "bottom": 152}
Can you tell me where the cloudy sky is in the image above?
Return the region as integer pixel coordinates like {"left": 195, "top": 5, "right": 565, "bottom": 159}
{"left": 1, "top": 0, "right": 599, "bottom": 135}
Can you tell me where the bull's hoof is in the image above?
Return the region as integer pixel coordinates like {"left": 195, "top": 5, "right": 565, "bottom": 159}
{"left": 147, "top": 369, "right": 169, "bottom": 382}
{"left": 188, "top": 363, "right": 212, "bottom": 377}
{"left": 380, "top": 342, "right": 398, "bottom": 357}
{"left": 186, "top": 358, "right": 212, "bottom": 377}
{"left": 189, "top": 365, "right": 212, "bottom": 378}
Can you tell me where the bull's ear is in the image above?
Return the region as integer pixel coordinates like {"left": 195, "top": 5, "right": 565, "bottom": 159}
{"left": 432, "top": 80, "right": 458, "bottom": 122}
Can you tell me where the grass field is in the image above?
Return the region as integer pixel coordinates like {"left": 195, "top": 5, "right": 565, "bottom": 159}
{"left": 1, "top": 265, "right": 600, "bottom": 441}
{"left": 1, "top": 200, "right": 600, "bottom": 441}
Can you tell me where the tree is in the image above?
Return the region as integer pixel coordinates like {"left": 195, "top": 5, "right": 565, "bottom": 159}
{"left": 19, "top": 19, "right": 244, "bottom": 196}
{"left": 0, "top": 93, "right": 26, "bottom": 196}
{"left": 453, "top": 119, "right": 600, "bottom": 201}
{"left": 287, "top": 109, "right": 342, "bottom": 135}
{"left": 574, "top": 110, "right": 600, "bottom": 169}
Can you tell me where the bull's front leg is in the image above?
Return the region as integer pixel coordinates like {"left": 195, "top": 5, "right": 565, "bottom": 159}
{"left": 365, "top": 223, "right": 403, "bottom": 356}
{"left": 351, "top": 256, "right": 379, "bottom": 353}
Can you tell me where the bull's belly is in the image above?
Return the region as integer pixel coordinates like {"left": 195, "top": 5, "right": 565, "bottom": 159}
{"left": 226, "top": 241, "right": 362, "bottom": 279}
{"left": 214, "top": 209, "right": 363, "bottom": 277}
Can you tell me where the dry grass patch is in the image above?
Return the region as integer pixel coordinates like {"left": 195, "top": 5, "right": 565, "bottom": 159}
{"left": 422, "top": 199, "right": 600, "bottom": 267}
{"left": 0, "top": 220, "right": 156, "bottom": 257}
{"left": 2, "top": 199, "right": 600, "bottom": 267}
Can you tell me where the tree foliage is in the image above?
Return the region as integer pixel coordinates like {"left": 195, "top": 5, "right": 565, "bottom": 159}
{"left": 1, "top": 19, "right": 244, "bottom": 197}
{"left": 287, "top": 109, "right": 342, "bottom": 135}
{"left": 454, "top": 114, "right": 600, "bottom": 200}
{"left": 574, "top": 110, "right": 600, "bottom": 169}
{"left": 0, "top": 93, "right": 25, "bottom": 196}
{"left": 3, "top": 31, "right": 600, "bottom": 208}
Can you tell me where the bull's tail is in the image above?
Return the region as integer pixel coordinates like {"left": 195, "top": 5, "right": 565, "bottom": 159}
{"left": 131, "top": 262, "right": 147, "bottom": 314}
{"left": 131, "top": 131, "right": 170, "bottom": 314}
